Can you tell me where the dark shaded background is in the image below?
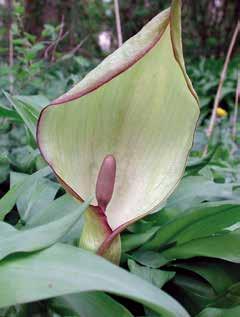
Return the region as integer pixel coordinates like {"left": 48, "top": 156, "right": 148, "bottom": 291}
{"left": 1, "top": 0, "right": 240, "bottom": 61}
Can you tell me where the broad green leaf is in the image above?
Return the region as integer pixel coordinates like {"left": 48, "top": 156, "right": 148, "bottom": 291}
{"left": 0, "top": 243, "right": 190, "bottom": 317}
{"left": 210, "top": 281, "right": 240, "bottom": 308}
{"left": 10, "top": 171, "right": 59, "bottom": 223}
{"left": 122, "top": 227, "right": 160, "bottom": 253}
{"left": 3, "top": 92, "right": 38, "bottom": 139}
{"left": 26, "top": 193, "right": 79, "bottom": 227}
{"left": 130, "top": 250, "right": 169, "bottom": 268}
{"left": 173, "top": 260, "right": 240, "bottom": 294}
{"left": 51, "top": 292, "right": 133, "bottom": 317}
{"left": 166, "top": 176, "right": 234, "bottom": 211}
{"left": 168, "top": 204, "right": 240, "bottom": 245}
{"left": 0, "top": 198, "right": 90, "bottom": 261}
{"left": 172, "top": 273, "right": 216, "bottom": 315}
{"left": 25, "top": 193, "right": 84, "bottom": 243}
{"left": 195, "top": 282, "right": 240, "bottom": 314}
{"left": 128, "top": 259, "right": 175, "bottom": 288}
{"left": 185, "top": 144, "right": 218, "bottom": 176}
{"left": 127, "top": 217, "right": 158, "bottom": 233}
{"left": 173, "top": 270, "right": 240, "bottom": 316}
{"left": 197, "top": 306, "right": 240, "bottom": 317}
{"left": 37, "top": 0, "right": 199, "bottom": 230}
{"left": 0, "top": 104, "right": 22, "bottom": 123}
{"left": 142, "top": 201, "right": 240, "bottom": 251}
{"left": 0, "top": 167, "right": 51, "bottom": 221}
{"left": 16, "top": 95, "right": 49, "bottom": 109}
{"left": 0, "top": 221, "right": 17, "bottom": 237}
{"left": 163, "top": 226, "right": 240, "bottom": 263}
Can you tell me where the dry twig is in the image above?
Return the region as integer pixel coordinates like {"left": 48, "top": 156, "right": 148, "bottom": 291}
{"left": 44, "top": 16, "right": 68, "bottom": 62}
{"left": 232, "top": 72, "right": 240, "bottom": 141}
{"left": 204, "top": 21, "right": 240, "bottom": 154}
{"left": 6, "top": 0, "right": 14, "bottom": 94}
{"left": 58, "top": 36, "right": 89, "bottom": 62}
{"left": 114, "top": 0, "right": 123, "bottom": 47}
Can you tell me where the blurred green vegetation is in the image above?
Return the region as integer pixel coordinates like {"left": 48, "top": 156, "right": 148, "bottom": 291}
{"left": 0, "top": 0, "right": 239, "bottom": 97}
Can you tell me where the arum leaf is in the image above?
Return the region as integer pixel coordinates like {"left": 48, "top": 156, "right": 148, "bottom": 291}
{"left": 0, "top": 198, "right": 90, "bottom": 261}
{"left": 173, "top": 260, "right": 240, "bottom": 294}
{"left": 0, "top": 167, "right": 51, "bottom": 221}
{"left": 11, "top": 171, "right": 59, "bottom": 223}
{"left": 122, "top": 227, "right": 160, "bottom": 253}
{"left": 16, "top": 94, "right": 49, "bottom": 109}
{"left": 0, "top": 243, "right": 190, "bottom": 317}
{"left": 37, "top": 0, "right": 199, "bottom": 230}
{"left": 197, "top": 306, "right": 240, "bottom": 317}
{"left": 128, "top": 259, "right": 175, "bottom": 288}
{"left": 0, "top": 222, "right": 17, "bottom": 237}
{"left": 166, "top": 176, "right": 234, "bottom": 211}
{"left": 195, "top": 282, "right": 240, "bottom": 315}
{"left": 26, "top": 193, "right": 79, "bottom": 227}
{"left": 142, "top": 201, "right": 240, "bottom": 251}
{"left": 0, "top": 103, "right": 22, "bottom": 123}
{"left": 14, "top": 175, "right": 59, "bottom": 224}
{"left": 172, "top": 273, "right": 216, "bottom": 314}
{"left": 131, "top": 250, "right": 169, "bottom": 268}
{"left": 185, "top": 144, "right": 218, "bottom": 176}
{"left": 163, "top": 226, "right": 240, "bottom": 263}
{"left": 26, "top": 193, "right": 84, "bottom": 244}
{"left": 51, "top": 292, "right": 134, "bottom": 317}
{"left": 3, "top": 92, "right": 38, "bottom": 139}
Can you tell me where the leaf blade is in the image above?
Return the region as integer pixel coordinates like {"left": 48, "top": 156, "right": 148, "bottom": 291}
{"left": 0, "top": 243, "right": 190, "bottom": 317}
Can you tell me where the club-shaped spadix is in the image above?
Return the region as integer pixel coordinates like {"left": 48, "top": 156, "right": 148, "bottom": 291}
{"left": 37, "top": 0, "right": 199, "bottom": 259}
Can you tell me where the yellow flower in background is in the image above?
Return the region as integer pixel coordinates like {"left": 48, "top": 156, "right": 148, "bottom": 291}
{"left": 216, "top": 107, "right": 227, "bottom": 117}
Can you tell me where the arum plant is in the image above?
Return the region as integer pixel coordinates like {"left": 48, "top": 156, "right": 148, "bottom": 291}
{"left": 37, "top": 0, "right": 199, "bottom": 264}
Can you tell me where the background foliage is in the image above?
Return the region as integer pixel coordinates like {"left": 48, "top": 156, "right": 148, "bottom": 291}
{"left": 0, "top": 0, "right": 240, "bottom": 317}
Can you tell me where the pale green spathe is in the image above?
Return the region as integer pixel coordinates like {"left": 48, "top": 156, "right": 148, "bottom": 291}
{"left": 38, "top": 0, "right": 199, "bottom": 230}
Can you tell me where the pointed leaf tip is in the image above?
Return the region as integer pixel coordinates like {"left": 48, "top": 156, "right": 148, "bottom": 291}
{"left": 96, "top": 155, "right": 116, "bottom": 212}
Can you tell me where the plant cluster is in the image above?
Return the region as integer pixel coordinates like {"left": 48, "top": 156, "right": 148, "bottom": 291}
{"left": 0, "top": 1, "right": 240, "bottom": 317}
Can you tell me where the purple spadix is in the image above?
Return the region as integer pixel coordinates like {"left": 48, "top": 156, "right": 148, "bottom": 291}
{"left": 96, "top": 155, "right": 116, "bottom": 212}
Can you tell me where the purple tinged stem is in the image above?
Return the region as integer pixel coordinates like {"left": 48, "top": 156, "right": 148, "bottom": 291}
{"left": 96, "top": 155, "right": 116, "bottom": 213}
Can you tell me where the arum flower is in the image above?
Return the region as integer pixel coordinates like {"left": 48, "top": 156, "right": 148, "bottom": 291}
{"left": 37, "top": 0, "right": 199, "bottom": 264}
